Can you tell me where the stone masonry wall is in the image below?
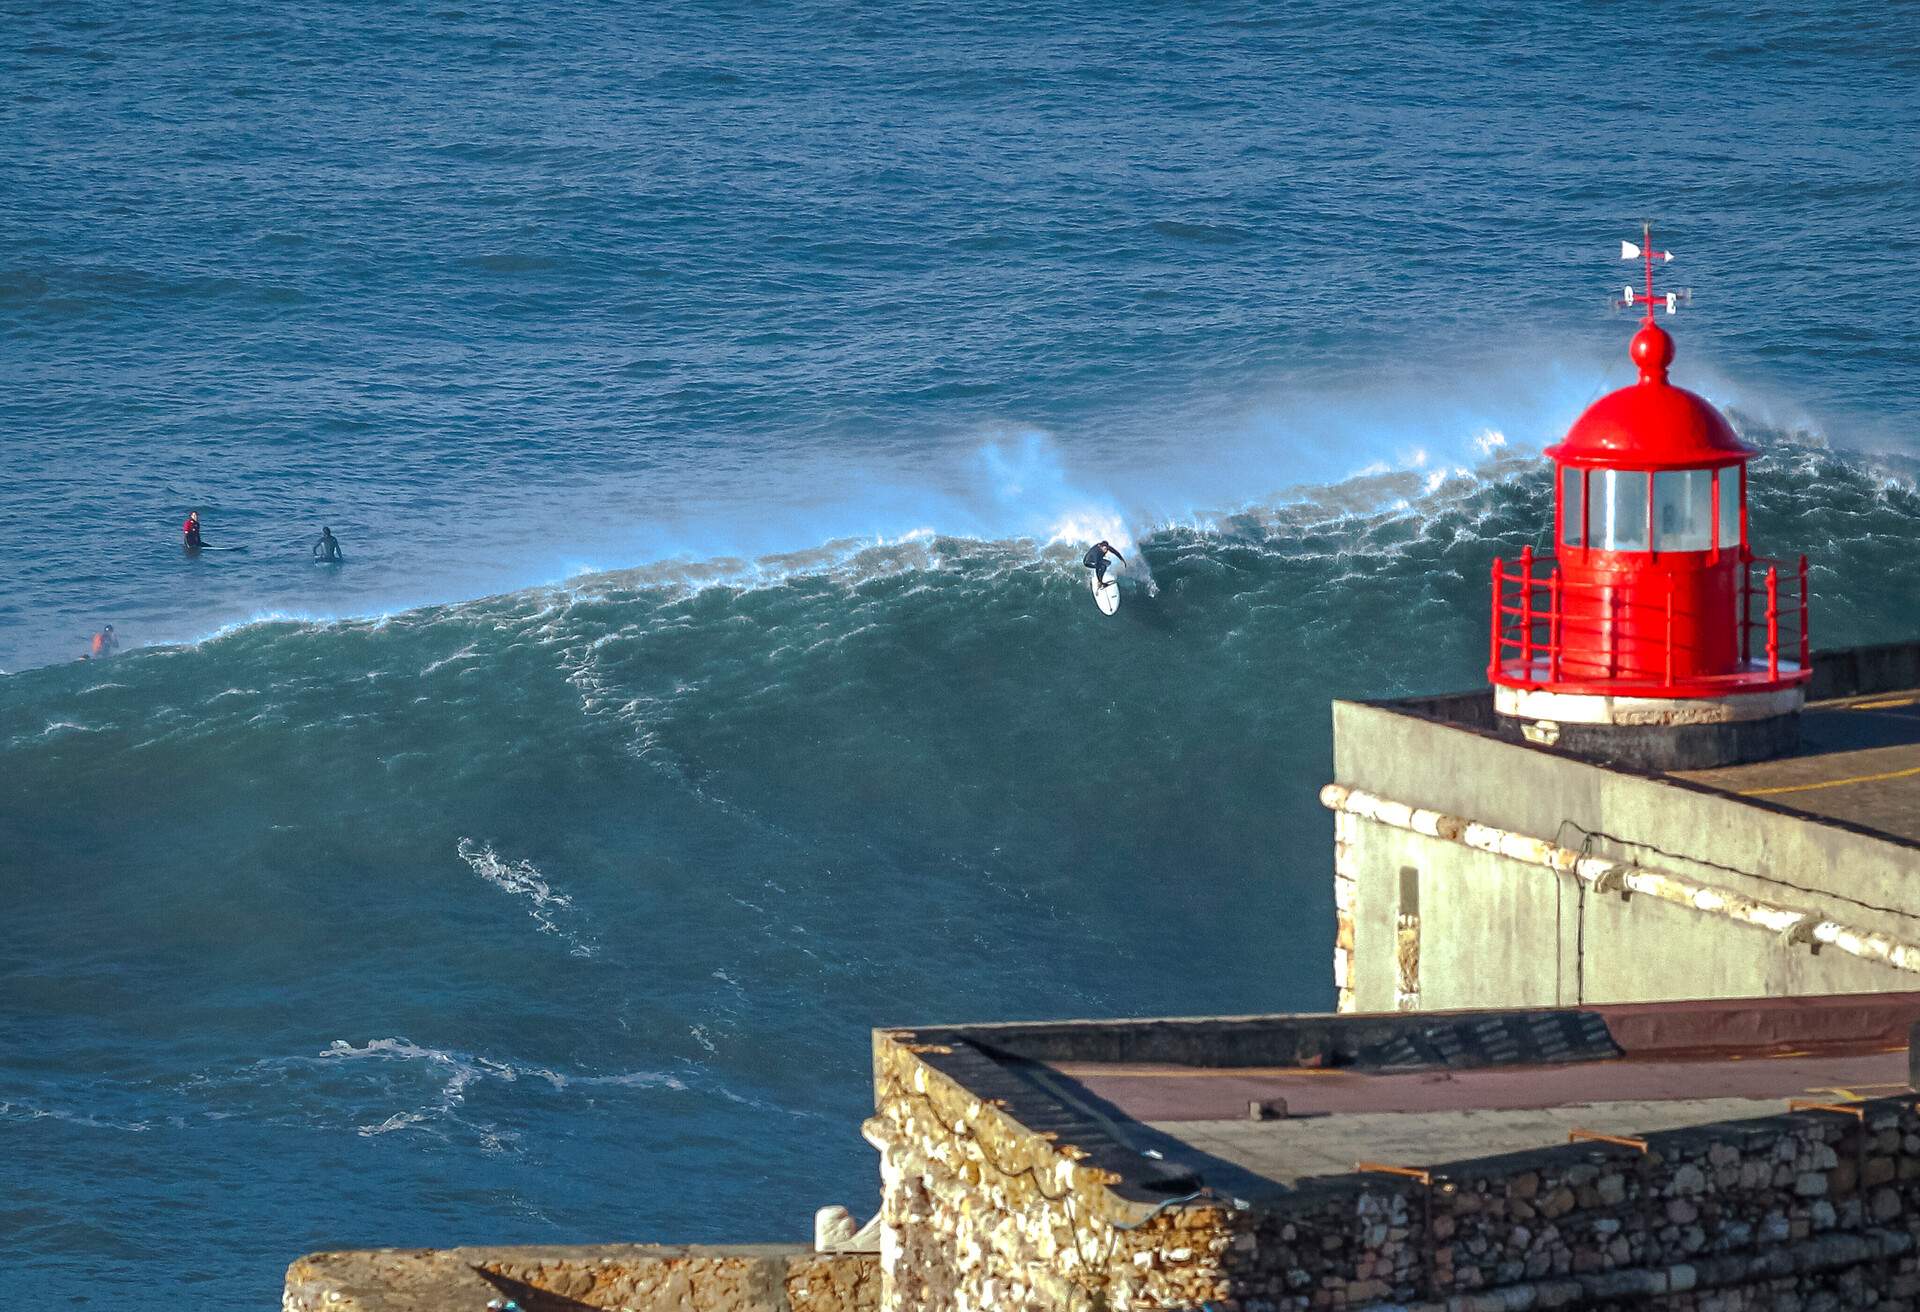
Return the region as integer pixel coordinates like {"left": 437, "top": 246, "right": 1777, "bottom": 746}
{"left": 283, "top": 1244, "right": 878, "bottom": 1312}
{"left": 873, "top": 1029, "right": 1920, "bottom": 1311}
{"left": 869, "top": 1030, "right": 1232, "bottom": 1311}
{"left": 1332, "top": 809, "right": 1359, "bottom": 1013}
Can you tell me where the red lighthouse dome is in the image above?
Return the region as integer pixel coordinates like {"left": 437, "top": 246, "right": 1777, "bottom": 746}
{"left": 1486, "top": 230, "right": 1810, "bottom": 770}
{"left": 1548, "top": 323, "right": 1755, "bottom": 471}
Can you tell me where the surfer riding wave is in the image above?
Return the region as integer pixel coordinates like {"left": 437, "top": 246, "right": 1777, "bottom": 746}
{"left": 1083, "top": 540, "right": 1124, "bottom": 588}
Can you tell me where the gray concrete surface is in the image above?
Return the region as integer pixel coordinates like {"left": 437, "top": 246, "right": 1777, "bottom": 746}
{"left": 1331, "top": 652, "right": 1920, "bottom": 1011}
{"left": 1681, "top": 689, "right": 1920, "bottom": 843}
{"left": 1151, "top": 1097, "right": 1793, "bottom": 1186}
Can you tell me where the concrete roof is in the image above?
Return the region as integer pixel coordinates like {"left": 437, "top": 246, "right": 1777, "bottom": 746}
{"left": 902, "top": 993, "right": 1920, "bottom": 1201}
{"left": 1152, "top": 1098, "right": 1808, "bottom": 1189}
{"left": 1679, "top": 687, "right": 1920, "bottom": 846}
{"left": 1077, "top": 1047, "right": 1904, "bottom": 1190}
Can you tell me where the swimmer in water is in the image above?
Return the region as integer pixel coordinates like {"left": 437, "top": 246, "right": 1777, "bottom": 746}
{"left": 313, "top": 526, "right": 343, "bottom": 563}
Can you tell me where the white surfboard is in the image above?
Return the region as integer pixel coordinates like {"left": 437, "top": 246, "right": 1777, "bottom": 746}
{"left": 1089, "top": 571, "right": 1119, "bottom": 616}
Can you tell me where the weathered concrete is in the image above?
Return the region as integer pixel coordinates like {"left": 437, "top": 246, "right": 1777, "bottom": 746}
{"left": 1495, "top": 697, "right": 1804, "bottom": 770}
{"left": 1808, "top": 639, "right": 1920, "bottom": 701}
{"left": 1682, "top": 688, "right": 1920, "bottom": 843}
{"left": 1328, "top": 645, "right": 1920, "bottom": 1013}
{"left": 1153, "top": 1096, "right": 1829, "bottom": 1185}
{"left": 283, "top": 1245, "right": 878, "bottom": 1312}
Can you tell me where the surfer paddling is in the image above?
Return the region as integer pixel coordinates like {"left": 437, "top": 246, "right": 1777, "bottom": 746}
{"left": 1083, "top": 540, "right": 1124, "bottom": 589}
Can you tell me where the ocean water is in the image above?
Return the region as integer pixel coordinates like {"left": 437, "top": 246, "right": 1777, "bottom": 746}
{"left": 3, "top": 1, "right": 1919, "bottom": 1303}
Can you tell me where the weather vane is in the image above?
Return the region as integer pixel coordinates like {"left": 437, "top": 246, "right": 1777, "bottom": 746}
{"left": 1616, "top": 223, "right": 1690, "bottom": 320}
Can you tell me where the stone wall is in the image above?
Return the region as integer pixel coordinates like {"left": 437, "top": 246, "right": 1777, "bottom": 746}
{"left": 868, "top": 1029, "right": 1232, "bottom": 1311}
{"left": 872, "top": 1028, "right": 1920, "bottom": 1310}
{"left": 283, "top": 1244, "right": 877, "bottom": 1312}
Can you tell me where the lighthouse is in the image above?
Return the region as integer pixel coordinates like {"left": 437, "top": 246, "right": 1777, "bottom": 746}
{"left": 1488, "top": 229, "right": 1810, "bottom": 769}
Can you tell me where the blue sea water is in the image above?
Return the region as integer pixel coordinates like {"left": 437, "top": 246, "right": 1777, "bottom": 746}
{"left": 3, "top": 1, "right": 1919, "bottom": 1302}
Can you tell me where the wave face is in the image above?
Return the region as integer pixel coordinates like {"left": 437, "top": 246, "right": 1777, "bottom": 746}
{"left": 7, "top": 439, "right": 1920, "bottom": 1302}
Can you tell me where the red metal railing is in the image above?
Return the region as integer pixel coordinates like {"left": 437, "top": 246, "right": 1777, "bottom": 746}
{"left": 1488, "top": 547, "right": 1810, "bottom": 693}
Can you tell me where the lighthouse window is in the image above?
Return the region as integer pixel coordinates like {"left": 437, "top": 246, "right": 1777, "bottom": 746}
{"left": 1560, "top": 466, "right": 1584, "bottom": 546}
{"left": 1719, "top": 467, "right": 1743, "bottom": 549}
{"left": 1653, "top": 469, "right": 1714, "bottom": 552}
{"left": 1594, "top": 469, "right": 1650, "bottom": 552}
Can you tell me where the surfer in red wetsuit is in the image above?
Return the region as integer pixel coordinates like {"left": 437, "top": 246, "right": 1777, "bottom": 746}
{"left": 183, "top": 511, "right": 203, "bottom": 548}
{"left": 88, "top": 625, "right": 117, "bottom": 659}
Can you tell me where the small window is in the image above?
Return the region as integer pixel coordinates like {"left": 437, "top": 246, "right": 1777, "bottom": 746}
{"left": 1594, "top": 469, "right": 1650, "bottom": 552}
{"left": 1653, "top": 469, "right": 1714, "bottom": 552}
{"left": 1718, "top": 466, "right": 1742, "bottom": 551}
{"left": 1560, "top": 466, "right": 1584, "bottom": 547}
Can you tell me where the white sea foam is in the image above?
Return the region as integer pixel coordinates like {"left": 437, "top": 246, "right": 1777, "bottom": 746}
{"left": 420, "top": 643, "right": 478, "bottom": 676}
{"left": 0, "top": 1098, "right": 151, "bottom": 1133}
{"left": 455, "top": 839, "right": 597, "bottom": 957}
{"left": 296, "top": 1036, "right": 684, "bottom": 1145}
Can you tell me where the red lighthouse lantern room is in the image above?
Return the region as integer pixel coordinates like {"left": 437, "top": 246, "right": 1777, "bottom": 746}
{"left": 1488, "top": 230, "right": 1810, "bottom": 769}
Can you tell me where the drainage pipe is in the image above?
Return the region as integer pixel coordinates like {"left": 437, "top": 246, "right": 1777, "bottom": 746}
{"left": 1319, "top": 783, "right": 1920, "bottom": 975}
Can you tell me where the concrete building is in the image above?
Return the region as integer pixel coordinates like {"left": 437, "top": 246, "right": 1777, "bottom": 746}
{"left": 1326, "top": 642, "right": 1920, "bottom": 1015}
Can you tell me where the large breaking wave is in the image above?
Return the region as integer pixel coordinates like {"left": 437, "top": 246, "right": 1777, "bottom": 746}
{"left": 3, "top": 430, "right": 1919, "bottom": 1303}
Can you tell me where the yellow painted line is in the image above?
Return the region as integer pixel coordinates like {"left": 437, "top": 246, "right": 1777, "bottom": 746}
{"left": 1850, "top": 697, "right": 1917, "bottom": 710}
{"left": 1052, "top": 1064, "right": 1345, "bottom": 1080}
{"left": 1741, "top": 763, "right": 1920, "bottom": 797}
{"left": 1804, "top": 1082, "right": 1909, "bottom": 1102}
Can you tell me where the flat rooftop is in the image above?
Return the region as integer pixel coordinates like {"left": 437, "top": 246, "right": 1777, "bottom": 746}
{"left": 1678, "top": 686, "right": 1920, "bottom": 845}
{"left": 903, "top": 994, "right": 1920, "bottom": 1202}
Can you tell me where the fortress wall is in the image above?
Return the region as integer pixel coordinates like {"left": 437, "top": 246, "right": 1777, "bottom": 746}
{"left": 282, "top": 1244, "right": 877, "bottom": 1312}
{"left": 868, "top": 1029, "right": 1920, "bottom": 1311}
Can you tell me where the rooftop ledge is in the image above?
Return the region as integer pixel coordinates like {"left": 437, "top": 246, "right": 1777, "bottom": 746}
{"left": 1357, "top": 639, "right": 1920, "bottom": 849}
{"left": 881, "top": 991, "right": 1920, "bottom": 1205}
{"left": 867, "top": 994, "right": 1920, "bottom": 1310}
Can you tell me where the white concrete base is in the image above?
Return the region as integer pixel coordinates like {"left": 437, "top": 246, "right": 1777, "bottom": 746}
{"left": 1494, "top": 682, "right": 1804, "bottom": 729}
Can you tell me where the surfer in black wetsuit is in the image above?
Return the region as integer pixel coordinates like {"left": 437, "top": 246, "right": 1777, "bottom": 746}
{"left": 1082, "top": 540, "right": 1124, "bottom": 588}
{"left": 313, "top": 526, "right": 343, "bottom": 563}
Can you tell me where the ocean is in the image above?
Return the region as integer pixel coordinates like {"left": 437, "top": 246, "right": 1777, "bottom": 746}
{"left": 2, "top": 1, "right": 1917, "bottom": 1303}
